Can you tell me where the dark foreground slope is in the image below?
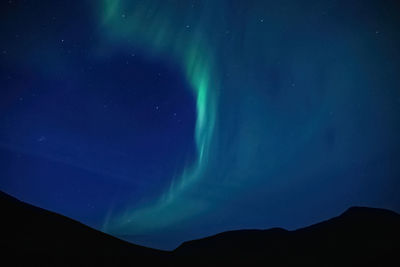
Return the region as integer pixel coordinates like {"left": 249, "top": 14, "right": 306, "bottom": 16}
{"left": 1, "top": 191, "right": 399, "bottom": 266}
{"left": 0, "top": 191, "right": 168, "bottom": 266}
{"left": 174, "top": 207, "right": 400, "bottom": 266}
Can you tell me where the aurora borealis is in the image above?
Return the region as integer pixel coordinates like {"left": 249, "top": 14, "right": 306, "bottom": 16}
{"left": 1, "top": 0, "right": 400, "bottom": 250}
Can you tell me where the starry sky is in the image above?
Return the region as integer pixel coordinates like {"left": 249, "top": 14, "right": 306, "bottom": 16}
{"left": 1, "top": 0, "right": 400, "bottom": 250}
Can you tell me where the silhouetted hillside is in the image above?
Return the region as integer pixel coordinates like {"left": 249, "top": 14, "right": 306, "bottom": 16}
{"left": 174, "top": 207, "right": 400, "bottom": 266}
{"left": 0, "top": 191, "right": 168, "bottom": 266}
{"left": 1, "top": 191, "right": 399, "bottom": 266}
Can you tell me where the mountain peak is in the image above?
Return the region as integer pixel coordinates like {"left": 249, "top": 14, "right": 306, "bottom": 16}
{"left": 341, "top": 206, "right": 400, "bottom": 218}
{"left": 2, "top": 191, "right": 399, "bottom": 266}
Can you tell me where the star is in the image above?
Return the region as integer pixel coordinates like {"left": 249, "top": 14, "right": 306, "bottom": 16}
{"left": 37, "top": 136, "right": 47, "bottom": 142}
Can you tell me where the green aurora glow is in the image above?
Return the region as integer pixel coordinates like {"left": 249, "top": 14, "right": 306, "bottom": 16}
{"left": 100, "top": 0, "right": 219, "bottom": 233}
{"left": 97, "top": 0, "right": 400, "bottom": 247}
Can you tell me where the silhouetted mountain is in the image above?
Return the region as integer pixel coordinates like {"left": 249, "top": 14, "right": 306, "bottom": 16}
{"left": 174, "top": 206, "right": 400, "bottom": 266}
{"left": 0, "top": 191, "right": 168, "bottom": 266}
{"left": 1, "top": 191, "right": 399, "bottom": 266}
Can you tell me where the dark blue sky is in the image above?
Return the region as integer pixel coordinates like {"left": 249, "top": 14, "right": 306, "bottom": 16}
{"left": 1, "top": 0, "right": 197, "bottom": 228}
{"left": 1, "top": 0, "right": 400, "bottom": 250}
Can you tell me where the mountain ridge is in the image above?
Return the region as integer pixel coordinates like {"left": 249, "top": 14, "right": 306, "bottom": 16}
{"left": 1, "top": 190, "right": 399, "bottom": 266}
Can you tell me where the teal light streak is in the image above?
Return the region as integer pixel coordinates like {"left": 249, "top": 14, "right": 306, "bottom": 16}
{"left": 99, "top": 0, "right": 218, "bottom": 233}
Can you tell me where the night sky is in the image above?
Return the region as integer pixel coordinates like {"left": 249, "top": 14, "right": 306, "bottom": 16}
{"left": 1, "top": 0, "right": 400, "bottom": 250}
